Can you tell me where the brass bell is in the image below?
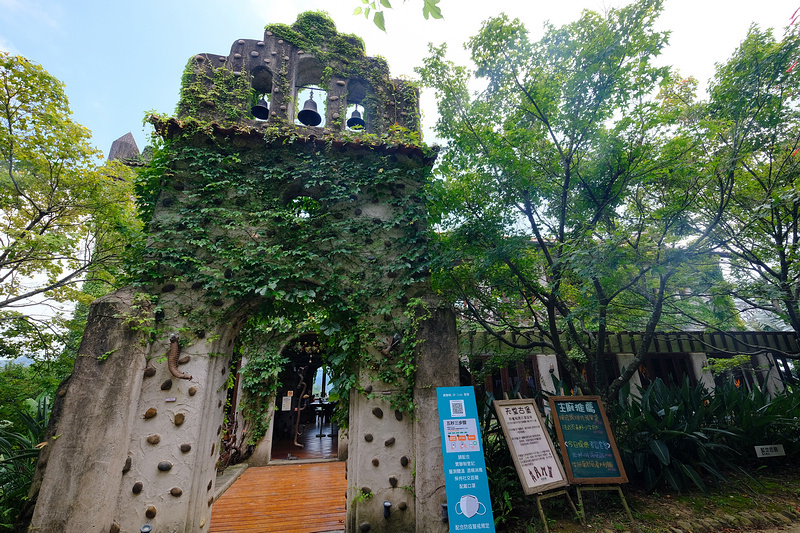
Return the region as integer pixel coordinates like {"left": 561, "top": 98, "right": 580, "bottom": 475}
{"left": 347, "top": 105, "right": 366, "bottom": 130}
{"left": 251, "top": 97, "right": 270, "bottom": 120}
{"left": 297, "top": 90, "right": 322, "bottom": 126}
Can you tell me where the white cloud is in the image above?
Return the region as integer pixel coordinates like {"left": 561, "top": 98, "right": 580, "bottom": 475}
{"left": 0, "top": 35, "right": 20, "bottom": 55}
{"left": 0, "top": 0, "right": 61, "bottom": 29}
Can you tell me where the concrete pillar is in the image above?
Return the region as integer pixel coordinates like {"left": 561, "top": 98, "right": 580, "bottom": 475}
{"left": 413, "top": 303, "right": 458, "bottom": 533}
{"left": 29, "top": 286, "right": 237, "bottom": 532}
{"left": 29, "top": 288, "right": 146, "bottom": 532}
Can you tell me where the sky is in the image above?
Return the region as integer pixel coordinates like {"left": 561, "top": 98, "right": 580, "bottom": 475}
{"left": 0, "top": 0, "right": 798, "bottom": 158}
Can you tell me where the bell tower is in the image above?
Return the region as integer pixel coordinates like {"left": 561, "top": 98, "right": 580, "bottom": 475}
{"left": 27, "top": 12, "right": 458, "bottom": 533}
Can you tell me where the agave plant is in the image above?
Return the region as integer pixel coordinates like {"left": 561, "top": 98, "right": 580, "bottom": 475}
{"left": 0, "top": 393, "right": 50, "bottom": 531}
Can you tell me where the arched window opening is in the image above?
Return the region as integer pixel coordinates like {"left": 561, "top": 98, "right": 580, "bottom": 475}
{"left": 295, "top": 86, "right": 327, "bottom": 128}
{"left": 345, "top": 103, "right": 366, "bottom": 130}
{"left": 346, "top": 79, "right": 369, "bottom": 131}
{"left": 250, "top": 66, "right": 273, "bottom": 121}
{"left": 289, "top": 195, "right": 321, "bottom": 219}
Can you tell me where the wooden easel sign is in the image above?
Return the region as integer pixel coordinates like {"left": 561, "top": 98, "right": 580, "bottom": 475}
{"left": 494, "top": 399, "right": 568, "bottom": 494}
{"left": 547, "top": 396, "right": 627, "bottom": 485}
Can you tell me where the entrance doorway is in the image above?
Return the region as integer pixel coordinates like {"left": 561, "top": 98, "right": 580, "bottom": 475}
{"left": 270, "top": 334, "right": 339, "bottom": 462}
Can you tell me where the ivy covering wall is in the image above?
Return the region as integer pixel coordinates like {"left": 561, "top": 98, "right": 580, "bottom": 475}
{"left": 122, "top": 10, "right": 437, "bottom": 443}
{"left": 130, "top": 121, "right": 436, "bottom": 438}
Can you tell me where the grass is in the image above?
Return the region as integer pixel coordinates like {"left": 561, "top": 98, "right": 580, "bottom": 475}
{"left": 498, "top": 464, "right": 800, "bottom": 532}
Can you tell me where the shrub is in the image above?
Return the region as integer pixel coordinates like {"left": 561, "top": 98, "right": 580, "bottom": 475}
{"left": 612, "top": 377, "right": 800, "bottom": 493}
{"left": 0, "top": 393, "right": 50, "bottom": 532}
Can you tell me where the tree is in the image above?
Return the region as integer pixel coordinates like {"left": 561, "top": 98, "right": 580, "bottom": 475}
{"left": 0, "top": 53, "right": 140, "bottom": 360}
{"left": 418, "top": 0, "right": 736, "bottom": 400}
{"left": 703, "top": 26, "right": 800, "bottom": 335}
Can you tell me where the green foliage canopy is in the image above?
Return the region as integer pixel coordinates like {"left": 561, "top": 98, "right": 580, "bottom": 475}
{"left": 705, "top": 26, "right": 800, "bottom": 333}
{"left": 0, "top": 53, "right": 141, "bottom": 360}
{"left": 417, "top": 0, "right": 739, "bottom": 400}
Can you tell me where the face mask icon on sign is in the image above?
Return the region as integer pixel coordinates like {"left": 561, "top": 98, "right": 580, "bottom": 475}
{"left": 455, "top": 494, "right": 487, "bottom": 519}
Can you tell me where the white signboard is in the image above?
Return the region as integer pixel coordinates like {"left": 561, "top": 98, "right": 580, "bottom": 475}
{"left": 281, "top": 396, "right": 292, "bottom": 412}
{"left": 755, "top": 444, "right": 785, "bottom": 458}
{"left": 495, "top": 399, "right": 568, "bottom": 494}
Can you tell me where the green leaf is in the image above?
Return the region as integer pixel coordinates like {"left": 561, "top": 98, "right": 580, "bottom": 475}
{"left": 662, "top": 466, "right": 682, "bottom": 491}
{"left": 422, "top": 0, "right": 443, "bottom": 19}
{"left": 373, "top": 10, "right": 386, "bottom": 32}
{"left": 649, "top": 439, "right": 670, "bottom": 465}
{"left": 380, "top": 0, "right": 392, "bottom": 7}
{"left": 678, "top": 460, "right": 708, "bottom": 492}
{"left": 354, "top": 6, "right": 363, "bottom": 15}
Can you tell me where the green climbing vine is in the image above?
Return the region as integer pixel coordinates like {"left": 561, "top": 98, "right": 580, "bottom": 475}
{"left": 129, "top": 116, "right": 437, "bottom": 436}
{"left": 177, "top": 56, "right": 254, "bottom": 123}
{"left": 124, "top": 10, "right": 438, "bottom": 447}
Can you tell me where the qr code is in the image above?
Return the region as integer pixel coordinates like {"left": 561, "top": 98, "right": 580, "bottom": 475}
{"left": 450, "top": 399, "right": 466, "bottom": 417}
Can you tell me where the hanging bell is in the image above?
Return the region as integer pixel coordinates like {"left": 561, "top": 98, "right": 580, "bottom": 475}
{"left": 297, "top": 90, "right": 322, "bottom": 126}
{"left": 251, "top": 97, "right": 270, "bottom": 120}
{"left": 347, "top": 106, "right": 366, "bottom": 130}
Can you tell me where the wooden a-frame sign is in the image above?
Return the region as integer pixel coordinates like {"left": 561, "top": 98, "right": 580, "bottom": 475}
{"left": 494, "top": 399, "right": 568, "bottom": 494}
{"left": 547, "top": 395, "right": 627, "bottom": 485}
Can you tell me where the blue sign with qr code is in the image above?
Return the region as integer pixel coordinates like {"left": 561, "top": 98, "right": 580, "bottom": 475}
{"left": 437, "top": 387, "right": 495, "bottom": 532}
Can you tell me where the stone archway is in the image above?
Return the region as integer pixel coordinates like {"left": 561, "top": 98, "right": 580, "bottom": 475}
{"left": 26, "top": 13, "right": 458, "bottom": 533}
{"left": 240, "top": 331, "right": 345, "bottom": 465}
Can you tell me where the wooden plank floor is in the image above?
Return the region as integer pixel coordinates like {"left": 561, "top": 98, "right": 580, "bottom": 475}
{"left": 271, "top": 420, "right": 338, "bottom": 461}
{"left": 209, "top": 462, "right": 347, "bottom": 533}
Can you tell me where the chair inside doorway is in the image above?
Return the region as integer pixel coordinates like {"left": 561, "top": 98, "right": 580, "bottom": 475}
{"left": 270, "top": 334, "right": 339, "bottom": 461}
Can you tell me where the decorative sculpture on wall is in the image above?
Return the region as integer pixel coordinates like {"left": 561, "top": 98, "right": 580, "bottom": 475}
{"left": 168, "top": 333, "right": 192, "bottom": 380}
{"left": 293, "top": 366, "right": 309, "bottom": 448}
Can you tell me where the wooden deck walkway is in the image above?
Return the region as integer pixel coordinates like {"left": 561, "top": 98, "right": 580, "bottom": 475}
{"left": 209, "top": 461, "right": 347, "bottom": 533}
